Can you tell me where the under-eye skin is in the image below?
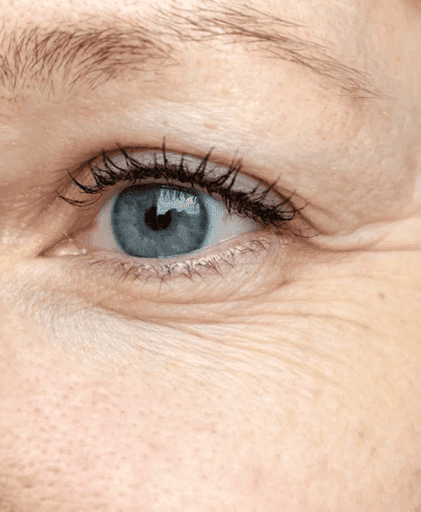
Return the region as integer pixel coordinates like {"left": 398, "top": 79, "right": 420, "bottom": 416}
{"left": 53, "top": 139, "right": 312, "bottom": 285}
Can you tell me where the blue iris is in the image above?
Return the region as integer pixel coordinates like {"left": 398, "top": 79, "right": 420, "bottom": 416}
{"left": 111, "top": 184, "right": 209, "bottom": 258}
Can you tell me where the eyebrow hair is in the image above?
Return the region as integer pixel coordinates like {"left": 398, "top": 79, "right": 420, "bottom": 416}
{"left": 404, "top": 0, "right": 421, "bottom": 12}
{"left": 0, "top": 2, "right": 386, "bottom": 106}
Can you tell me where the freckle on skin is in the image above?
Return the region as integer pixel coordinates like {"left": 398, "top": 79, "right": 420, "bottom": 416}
{"left": 378, "top": 292, "right": 385, "bottom": 300}
{"left": 203, "top": 120, "right": 218, "bottom": 131}
{"left": 220, "top": 87, "right": 231, "bottom": 98}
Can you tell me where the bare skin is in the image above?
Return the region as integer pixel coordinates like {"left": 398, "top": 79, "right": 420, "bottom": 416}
{"left": 0, "top": 0, "right": 420, "bottom": 510}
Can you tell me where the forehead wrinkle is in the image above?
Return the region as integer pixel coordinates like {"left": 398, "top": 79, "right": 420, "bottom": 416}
{"left": 0, "top": 0, "right": 389, "bottom": 106}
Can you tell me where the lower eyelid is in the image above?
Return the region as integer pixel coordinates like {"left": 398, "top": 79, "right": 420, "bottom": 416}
{"left": 48, "top": 238, "right": 277, "bottom": 313}
{"left": 59, "top": 228, "right": 279, "bottom": 281}
{"left": 43, "top": 219, "right": 322, "bottom": 315}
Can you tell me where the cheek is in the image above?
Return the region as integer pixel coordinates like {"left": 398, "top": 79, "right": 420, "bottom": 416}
{"left": 1, "top": 312, "right": 421, "bottom": 512}
{"left": 1, "top": 249, "right": 421, "bottom": 512}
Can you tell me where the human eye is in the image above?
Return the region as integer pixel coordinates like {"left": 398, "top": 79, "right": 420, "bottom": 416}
{"left": 46, "top": 139, "right": 313, "bottom": 306}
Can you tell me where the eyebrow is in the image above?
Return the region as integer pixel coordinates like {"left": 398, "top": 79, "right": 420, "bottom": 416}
{"left": 0, "top": 2, "right": 386, "bottom": 105}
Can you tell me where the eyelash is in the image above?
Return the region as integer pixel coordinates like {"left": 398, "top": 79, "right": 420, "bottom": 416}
{"left": 59, "top": 139, "right": 300, "bottom": 223}
{"left": 55, "top": 140, "right": 305, "bottom": 283}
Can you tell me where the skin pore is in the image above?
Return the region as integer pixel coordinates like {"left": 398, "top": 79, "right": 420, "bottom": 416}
{"left": 0, "top": 0, "right": 421, "bottom": 510}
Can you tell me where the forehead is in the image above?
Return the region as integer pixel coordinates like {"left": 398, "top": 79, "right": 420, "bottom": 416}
{"left": 0, "top": 0, "right": 358, "bottom": 36}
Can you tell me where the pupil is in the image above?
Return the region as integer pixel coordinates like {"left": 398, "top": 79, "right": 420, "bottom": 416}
{"left": 144, "top": 205, "right": 173, "bottom": 231}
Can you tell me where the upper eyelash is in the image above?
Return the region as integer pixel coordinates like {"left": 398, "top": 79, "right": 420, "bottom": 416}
{"left": 57, "top": 139, "right": 303, "bottom": 230}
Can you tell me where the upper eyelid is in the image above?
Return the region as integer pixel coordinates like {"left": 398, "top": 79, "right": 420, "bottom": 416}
{"left": 83, "top": 143, "right": 292, "bottom": 208}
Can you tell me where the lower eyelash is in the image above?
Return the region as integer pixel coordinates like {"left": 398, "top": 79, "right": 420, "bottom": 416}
{"left": 80, "top": 238, "right": 270, "bottom": 286}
